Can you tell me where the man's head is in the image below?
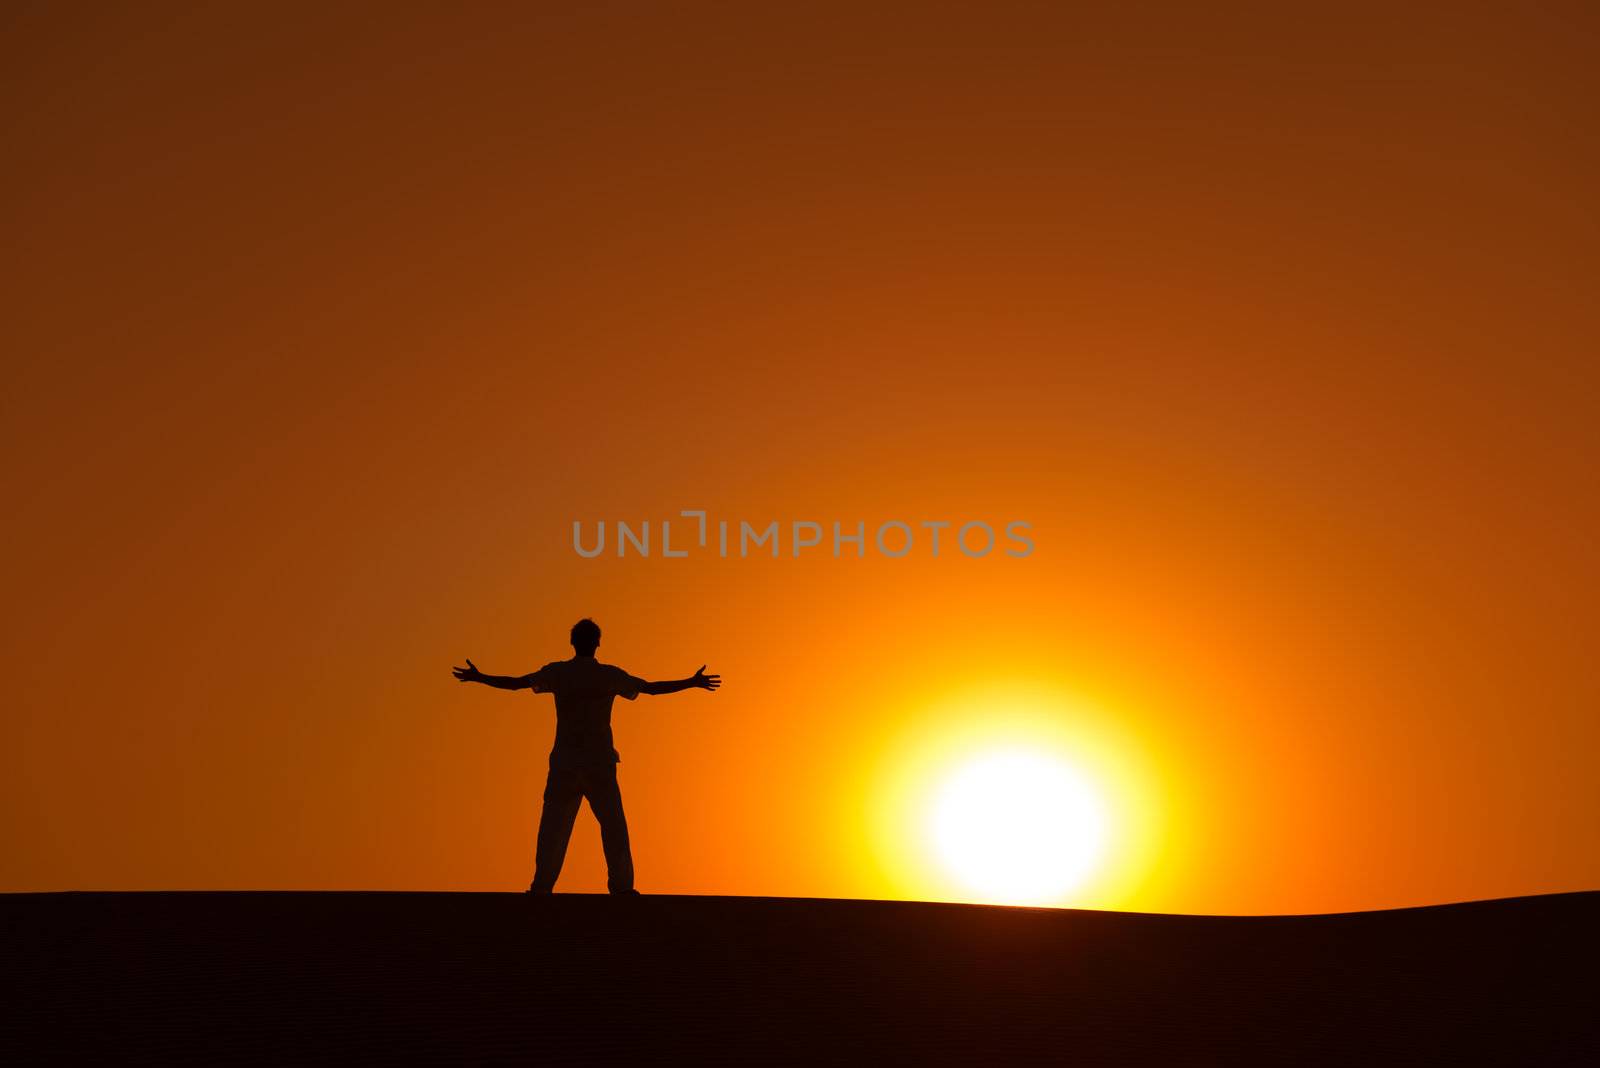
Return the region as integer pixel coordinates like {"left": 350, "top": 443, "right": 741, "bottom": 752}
{"left": 570, "top": 618, "right": 601, "bottom": 657}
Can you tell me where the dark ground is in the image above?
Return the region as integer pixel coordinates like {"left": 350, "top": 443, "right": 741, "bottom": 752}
{"left": 2, "top": 890, "right": 1596, "bottom": 1064}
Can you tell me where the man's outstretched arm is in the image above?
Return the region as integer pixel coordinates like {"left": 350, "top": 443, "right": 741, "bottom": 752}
{"left": 639, "top": 665, "right": 721, "bottom": 695}
{"left": 452, "top": 659, "right": 533, "bottom": 690}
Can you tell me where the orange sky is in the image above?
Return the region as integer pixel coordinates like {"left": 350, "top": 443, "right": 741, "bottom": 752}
{"left": 3, "top": 3, "right": 1597, "bottom": 913}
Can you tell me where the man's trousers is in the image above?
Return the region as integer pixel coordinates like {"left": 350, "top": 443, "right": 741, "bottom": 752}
{"left": 529, "top": 760, "right": 634, "bottom": 893}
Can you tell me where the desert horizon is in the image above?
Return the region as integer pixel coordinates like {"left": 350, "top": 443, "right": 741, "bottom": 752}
{"left": 7, "top": 889, "right": 1596, "bottom": 1061}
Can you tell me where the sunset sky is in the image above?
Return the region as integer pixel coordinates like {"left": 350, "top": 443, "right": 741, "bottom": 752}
{"left": 4, "top": 3, "right": 1597, "bottom": 914}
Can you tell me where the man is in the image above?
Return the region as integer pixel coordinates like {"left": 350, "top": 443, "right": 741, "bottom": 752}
{"left": 452, "top": 618, "right": 720, "bottom": 894}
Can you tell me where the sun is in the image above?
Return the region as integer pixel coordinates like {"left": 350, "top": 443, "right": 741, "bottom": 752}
{"left": 927, "top": 747, "right": 1109, "bottom": 906}
{"left": 869, "top": 684, "right": 1157, "bottom": 910}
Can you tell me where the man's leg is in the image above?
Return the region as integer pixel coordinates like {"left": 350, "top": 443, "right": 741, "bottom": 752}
{"left": 529, "top": 764, "right": 583, "bottom": 892}
{"left": 584, "top": 764, "right": 636, "bottom": 894}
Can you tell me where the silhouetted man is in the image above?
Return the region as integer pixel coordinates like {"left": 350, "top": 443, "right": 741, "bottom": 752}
{"left": 452, "top": 619, "right": 720, "bottom": 894}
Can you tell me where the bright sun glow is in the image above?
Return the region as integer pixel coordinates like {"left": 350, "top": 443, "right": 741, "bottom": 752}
{"left": 870, "top": 683, "right": 1159, "bottom": 911}
{"left": 927, "top": 747, "right": 1109, "bottom": 906}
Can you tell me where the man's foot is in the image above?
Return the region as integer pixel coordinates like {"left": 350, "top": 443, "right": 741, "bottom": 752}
{"left": 609, "top": 888, "right": 640, "bottom": 896}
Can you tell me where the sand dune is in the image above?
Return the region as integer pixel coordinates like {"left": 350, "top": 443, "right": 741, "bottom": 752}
{"left": 3, "top": 890, "right": 1595, "bottom": 1062}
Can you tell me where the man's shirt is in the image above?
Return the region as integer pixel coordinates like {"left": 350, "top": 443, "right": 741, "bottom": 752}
{"left": 525, "top": 656, "right": 646, "bottom": 766}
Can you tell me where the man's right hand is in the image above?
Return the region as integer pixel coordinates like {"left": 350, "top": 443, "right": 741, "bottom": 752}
{"left": 692, "top": 665, "right": 721, "bottom": 691}
{"left": 452, "top": 659, "right": 482, "bottom": 683}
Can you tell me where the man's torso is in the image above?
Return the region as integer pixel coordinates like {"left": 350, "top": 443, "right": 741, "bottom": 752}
{"left": 529, "top": 657, "right": 643, "bottom": 765}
